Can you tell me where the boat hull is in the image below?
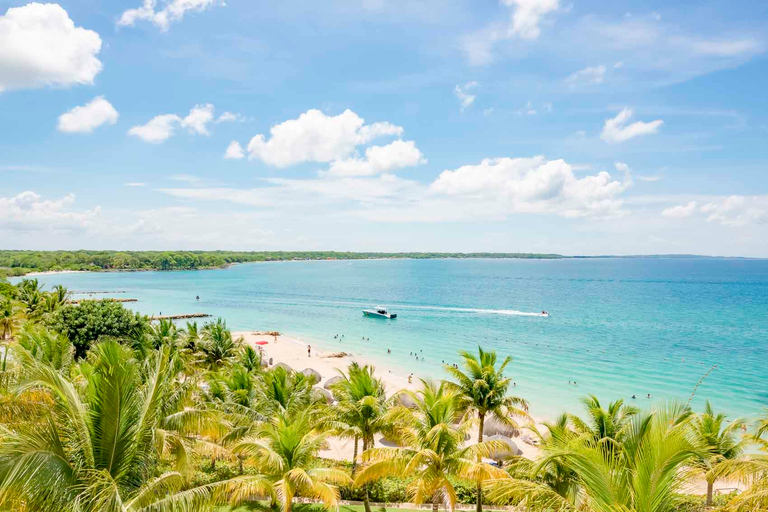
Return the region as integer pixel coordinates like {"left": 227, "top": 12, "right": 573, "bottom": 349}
{"left": 363, "top": 310, "right": 397, "bottom": 319}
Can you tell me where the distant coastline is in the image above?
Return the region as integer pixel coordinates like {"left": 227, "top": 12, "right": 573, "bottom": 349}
{"left": 1, "top": 249, "right": 763, "bottom": 278}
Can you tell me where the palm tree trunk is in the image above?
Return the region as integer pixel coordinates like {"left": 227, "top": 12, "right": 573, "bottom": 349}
{"left": 238, "top": 455, "right": 244, "bottom": 475}
{"left": 211, "top": 454, "right": 216, "bottom": 470}
{"left": 432, "top": 490, "right": 440, "bottom": 512}
{"left": 363, "top": 436, "right": 372, "bottom": 512}
{"left": 706, "top": 480, "right": 714, "bottom": 507}
{"left": 476, "top": 413, "right": 485, "bottom": 512}
{"left": 352, "top": 435, "right": 359, "bottom": 474}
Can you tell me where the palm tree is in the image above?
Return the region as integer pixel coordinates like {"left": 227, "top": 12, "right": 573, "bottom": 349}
{"left": 0, "top": 297, "right": 22, "bottom": 340}
{"left": 0, "top": 340, "right": 271, "bottom": 511}
{"left": 444, "top": 346, "right": 529, "bottom": 512}
{"left": 691, "top": 401, "right": 746, "bottom": 506}
{"left": 715, "top": 410, "right": 768, "bottom": 511}
{"left": 14, "top": 325, "right": 74, "bottom": 371}
{"left": 233, "top": 409, "right": 351, "bottom": 512}
{"left": 329, "top": 362, "right": 393, "bottom": 512}
{"left": 199, "top": 318, "right": 240, "bottom": 369}
{"left": 487, "top": 402, "right": 705, "bottom": 512}
{"left": 355, "top": 380, "right": 508, "bottom": 512}
{"left": 568, "top": 395, "right": 639, "bottom": 445}
{"left": 240, "top": 344, "right": 263, "bottom": 373}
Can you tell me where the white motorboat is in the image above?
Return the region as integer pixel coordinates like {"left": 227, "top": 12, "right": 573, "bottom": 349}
{"left": 363, "top": 307, "right": 397, "bottom": 319}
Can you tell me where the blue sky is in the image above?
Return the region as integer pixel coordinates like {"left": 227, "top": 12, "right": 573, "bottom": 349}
{"left": 1, "top": 0, "right": 767, "bottom": 255}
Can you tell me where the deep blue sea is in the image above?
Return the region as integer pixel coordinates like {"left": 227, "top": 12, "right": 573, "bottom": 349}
{"left": 20, "top": 258, "right": 768, "bottom": 420}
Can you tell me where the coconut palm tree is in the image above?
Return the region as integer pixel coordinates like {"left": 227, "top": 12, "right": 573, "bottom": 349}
{"left": 487, "top": 402, "right": 705, "bottom": 512}
{"left": 0, "top": 339, "right": 271, "bottom": 512}
{"left": 715, "top": 410, "right": 768, "bottom": 511}
{"left": 328, "top": 362, "right": 393, "bottom": 512}
{"left": 568, "top": 395, "right": 640, "bottom": 445}
{"left": 691, "top": 401, "right": 746, "bottom": 506}
{"left": 0, "top": 297, "right": 22, "bottom": 340}
{"left": 354, "top": 380, "right": 509, "bottom": 512}
{"left": 14, "top": 325, "right": 74, "bottom": 372}
{"left": 444, "top": 346, "right": 529, "bottom": 512}
{"left": 199, "top": 318, "right": 240, "bottom": 369}
{"left": 233, "top": 409, "right": 351, "bottom": 512}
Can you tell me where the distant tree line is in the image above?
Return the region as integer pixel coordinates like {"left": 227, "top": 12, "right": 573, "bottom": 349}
{"left": 0, "top": 250, "right": 564, "bottom": 276}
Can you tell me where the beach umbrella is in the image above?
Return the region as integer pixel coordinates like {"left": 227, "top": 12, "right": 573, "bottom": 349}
{"left": 312, "top": 386, "right": 333, "bottom": 404}
{"left": 301, "top": 368, "right": 322, "bottom": 383}
{"left": 484, "top": 434, "right": 522, "bottom": 460}
{"left": 483, "top": 416, "right": 521, "bottom": 438}
{"left": 275, "top": 362, "right": 293, "bottom": 372}
{"left": 396, "top": 391, "right": 416, "bottom": 409}
{"left": 323, "top": 376, "right": 344, "bottom": 390}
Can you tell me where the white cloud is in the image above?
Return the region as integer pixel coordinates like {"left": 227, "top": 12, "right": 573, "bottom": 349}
{"left": 0, "top": 3, "right": 102, "bottom": 92}
{"left": 180, "top": 103, "right": 214, "bottom": 135}
{"left": 454, "top": 81, "right": 478, "bottom": 111}
{"left": 217, "top": 111, "right": 245, "bottom": 123}
{"left": 460, "top": 0, "right": 559, "bottom": 65}
{"left": 224, "top": 141, "right": 245, "bottom": 160}
{"left": 662, "top": 201, "right": 698, "bottom": 218}
{"left": 326, "top": 140, "right": 426, "bottom": 177}
{"left": 128, "top": 104, "right": 217, "bottom": 143}
{"left": 246, "top": 109, "right": 403, "bottom": 167}
{"left": 57, "top": 96, "right": 118, "bottom": 134}
{"left": 118, "top": 0, "right": 224, "bottom": 31}
{"left": 601, "top": 108, "right": 663, "bottom": 143}
{"left": 614, "top": 162, "right": 630, "bottom": 173}
{"left": 504, "top": 0, "right": 560, "bottom": 40}
{"left": 429, "top": 155, "right": 631, "bottom": 218}
{"left": 128, "top": 114, "right": 181, "bottom": 143}
{"left": 565, "top": 65, "right": 606, "bottom": 87}
{"left": 125, "top": 182, "right": 146, "bottom": 187}
{"left": 701, "top": 196, "right": 768, "bottom": 227}
{"left": 637, "top": 176, "right": 661, "bottom": 182}
{"left": 0, "top": 191, "right": 100, "bottom": 233}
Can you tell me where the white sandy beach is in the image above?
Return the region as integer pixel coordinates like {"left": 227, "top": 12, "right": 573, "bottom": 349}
{"left": 235, "top": 330, "right": 542, "bottom": 462}
{"left": 235, "top": 330, "right": 746, "bottom": 497}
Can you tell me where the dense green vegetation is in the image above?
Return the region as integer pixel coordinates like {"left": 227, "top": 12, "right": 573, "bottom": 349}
{"left": 0, "top": 278, "right": 766, "bottom": 511}
{"left": 0, "top": 250, "right": 564, "bottom": 276}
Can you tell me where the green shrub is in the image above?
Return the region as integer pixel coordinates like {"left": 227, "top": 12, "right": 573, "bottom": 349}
{"left": 49, "top": 300, "right": 148, "bottom": 359}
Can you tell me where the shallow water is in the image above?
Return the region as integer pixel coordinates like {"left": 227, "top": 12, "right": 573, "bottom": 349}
{"left": 22, "top": 257, "right": 768, "bottom": 420}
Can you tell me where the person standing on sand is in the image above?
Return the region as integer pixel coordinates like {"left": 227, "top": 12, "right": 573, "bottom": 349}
{"left": 307, "top": 345, "right": 311, "bottom": 357}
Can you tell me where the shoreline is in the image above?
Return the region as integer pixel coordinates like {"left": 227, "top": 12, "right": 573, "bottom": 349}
{"left": 237, "top": 330, "right": 746, "bottom": 496}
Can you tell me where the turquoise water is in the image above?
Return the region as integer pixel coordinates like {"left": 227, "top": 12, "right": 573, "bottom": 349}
{"left": 19, "top": 258, "right": 768, "bottom": 420}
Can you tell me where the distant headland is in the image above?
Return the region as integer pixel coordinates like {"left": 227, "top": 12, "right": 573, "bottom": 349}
{"left": 0, "top": 250, "right": 759, "bottom": 278}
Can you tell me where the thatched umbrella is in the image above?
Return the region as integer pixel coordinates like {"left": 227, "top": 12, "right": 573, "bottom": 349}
{"left": 396, "top": 391, "right": 417, "bottom": 409}
{"left": 275, "top": 362, "right": 293, "bottom": 372}
{"left": 483, "top": 416, "right": 521, "bottom": 438}
{"left": 301, "top": 368, "right": 322, "bottom": 383}
{"left": 484, "top": 434, "right": 521, "bottom": 463}
{"left": 323, "top": 376, "right": 344, "bottom": 390}
{"left": 312, "top": 386, "right": 333, "bottom": 404}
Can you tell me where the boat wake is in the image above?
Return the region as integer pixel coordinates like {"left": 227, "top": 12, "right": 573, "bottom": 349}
{"left": 400, "top": 305, "right": 549, "bottom": 317}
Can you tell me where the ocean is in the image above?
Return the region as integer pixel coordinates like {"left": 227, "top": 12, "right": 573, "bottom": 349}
{"left": 19, "top": 257, "right": 768, "bottom": 421}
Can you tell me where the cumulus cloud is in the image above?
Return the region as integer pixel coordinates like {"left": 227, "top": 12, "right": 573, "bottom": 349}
{"left": 601, "top": 108, "right": 663, "bottom": 143}
{"left": 461, "top": 0, "right": 559, "bottom": 65}
{"left": 118, "top": 0, "right": 224, "bottom": 31}
{"left": 505, "top": 0, "right": 560, "bottom": 40}
{"left": 701, "top": 196, "right": 768, "bottom": 227}
{"left": 0, "top": 191, "right": 100, "bottom": 232}
{"left": 57, "top": 96, "right": 118, "bottom": 134}
{"left": 662, "top": 201, "right": 698, "bottom": 218}
{"left": 180, "top": 103, "right": 215, "bottom": 135}
{"left": 565, "top": 65, "right": 606, "bottom": 87}
{"left": 429, "top": 155, "right": 631, "bottom": 218}
{"left": 246, "top": 109, "right": 403, "bottom": 167}
{"left": 128, "top": 114, "right": 181, "bottom": 143}
{"left": 128, "top": 104, "right": 217, "bottom": 143}
{"left": 326, "top": 140, "right": 426, "bottom": 177}
{"left": 454, "top": 81, "right": 478, "bottom": 111}
{"left": 0, "top": 3, "right": 102, "bottom": 92}
{"left": 217, "top": 111, "right": 245, "bottom": 123}
{"left": 224, "top": 141, "right": 245, "bottom": 160}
